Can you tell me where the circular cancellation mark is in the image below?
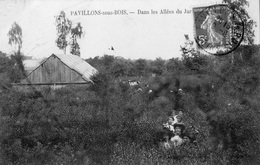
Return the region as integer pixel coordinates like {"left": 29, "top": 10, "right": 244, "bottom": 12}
{"left": 194, "top": 4, "right": 244, "bottom": 56}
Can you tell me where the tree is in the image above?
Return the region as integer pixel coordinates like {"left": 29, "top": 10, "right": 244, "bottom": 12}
{"left": 165, "top": 58, "right": 184, "bottom": 74}
{"left": 126, "top": 61, "right": 137, "bottom": 77}
{"left": 135, "top": 59, "right": 148, "bottom": 76}
{"left": 150, "top": 58, "right": 165, "bottom": 75}
{"left": 70, "top": 23, "right": 83, "bottom": 56}
{"left": 111, "top": 61, "right": 127, "bottom": 77}
{"left": 7, "top": 22, "right": 26, "bottom": 81}
{"left": 102, "top": 55, "right": 115, "bottom": 70}
{"left": 7, "top": 22, "right": 23, "bottom": 53}
{"left": 180, "top": 35, "right": 207, "bottom": 73}
{"left": 223, "top": 0, "right": 256, "bottom": 44}
{"left": 55, "top": 11, "right": 72, "bottom": 54}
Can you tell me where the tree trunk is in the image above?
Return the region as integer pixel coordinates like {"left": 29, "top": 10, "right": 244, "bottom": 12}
{"left": 231, "top": 52, "right": 234, "bottom": 64}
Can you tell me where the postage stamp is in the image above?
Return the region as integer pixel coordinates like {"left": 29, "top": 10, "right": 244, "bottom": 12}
{"left": 193, "top": 4, "right": 244, "bottom": 56}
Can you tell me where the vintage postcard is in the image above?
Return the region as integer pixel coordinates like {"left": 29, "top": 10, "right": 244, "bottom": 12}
{"left": 0, "top": 0, "right": 260, "bottom": 164}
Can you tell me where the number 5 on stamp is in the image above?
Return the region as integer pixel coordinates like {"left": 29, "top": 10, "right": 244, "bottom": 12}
{"left": 193, "top": 4, "right": 244, "bottom": 56}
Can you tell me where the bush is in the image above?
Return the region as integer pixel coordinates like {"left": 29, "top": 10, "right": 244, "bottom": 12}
{"left": 1, "top": 46, "right": 260, "bottom": 164}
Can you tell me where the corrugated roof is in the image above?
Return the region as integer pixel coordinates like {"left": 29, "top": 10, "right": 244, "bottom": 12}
{"left": 53, "top": 54, "right": 98, "bottom": 82}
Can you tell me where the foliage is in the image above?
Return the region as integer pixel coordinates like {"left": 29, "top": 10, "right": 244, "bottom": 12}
{"left": 86, "top": 55, "right": 168, "bottom": 77}
{"left": 0, "top": 52, "right": 12, "bottom": 89}
{"left": 223, "top": 0, "right": 256, "bottom": 44}
{"left": 180, "top": 35, "right": 209, "bottom": 74}
{"left": 135, "top": 59, "right": 148, "bottom": 76}
{"left": 7, "top": 22, "right": 23, "bottom": 53}
{"left": 150, "top": 58, "right": 166, "bottom": 75}
{"left": 55, "top": 11, "right": 84, "bottom": 56}
{"left": 110, "top": 61, "right": 128, "bottom": 78}
{"left": 70, "top": 23, "right": 83, "bottom": 56}
{"left": 55, "top": 11, "right": 72, "bottom": 54}
{"left": 7, "top": 22, "right": 26, "bottom": 83}
{"left": 0, "top": 51, "right": 26, "bottom": 85}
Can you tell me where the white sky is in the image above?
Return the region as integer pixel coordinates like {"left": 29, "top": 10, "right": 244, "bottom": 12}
{"left": 0, "top": 0, "right": 259, "bottom": 60}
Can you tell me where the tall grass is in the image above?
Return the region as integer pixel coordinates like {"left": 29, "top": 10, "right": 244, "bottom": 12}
{"left": 1, "top": 62, "right": 260, "bottom": 164}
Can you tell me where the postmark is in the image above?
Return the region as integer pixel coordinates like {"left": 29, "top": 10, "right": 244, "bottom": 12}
{"left": 193, "top": 4, "right": 244, "bottom": 56}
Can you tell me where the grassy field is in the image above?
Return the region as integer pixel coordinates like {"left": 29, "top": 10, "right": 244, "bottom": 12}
{"left": 1, "top": 45, "right": 260, "bottom": 164}
{"left": 1, "top": 72, "right": 260, "bottom": 165}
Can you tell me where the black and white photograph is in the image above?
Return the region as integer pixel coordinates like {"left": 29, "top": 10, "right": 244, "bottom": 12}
{"left": 0, "top": 0, "right": 260, "bottom": 164}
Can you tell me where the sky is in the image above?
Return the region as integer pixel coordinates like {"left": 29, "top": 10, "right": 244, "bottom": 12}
{"left": 0, "top": 0, "right": 259, "bottom": 60}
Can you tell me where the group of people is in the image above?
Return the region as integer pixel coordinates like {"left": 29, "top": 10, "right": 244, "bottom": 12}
{"left": 162, "top": 110, "right": 198, "bottom": 148}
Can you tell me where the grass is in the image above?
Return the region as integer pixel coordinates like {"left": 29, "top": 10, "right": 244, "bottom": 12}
{"left": 1, "top": 73, "right": 260, "bottom": 165}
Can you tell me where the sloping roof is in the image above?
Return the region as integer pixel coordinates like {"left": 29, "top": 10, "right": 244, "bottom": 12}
{"left": 24, "top": 54, "right": 98, "bottom": 83}
{"left": 53, "top": 54, "right": 98, "bottom": 82}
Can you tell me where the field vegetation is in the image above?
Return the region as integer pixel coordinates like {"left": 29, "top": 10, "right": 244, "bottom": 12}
{"left": 0, "top": 44, "right": 260, "bottom": 165}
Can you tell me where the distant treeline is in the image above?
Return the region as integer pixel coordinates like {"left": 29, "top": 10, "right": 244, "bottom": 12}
{"left": 0, "top": 45, "right": 259, "bottom": 87}
{"left": 85, "top": 45, "right": 260, "bottom": 78}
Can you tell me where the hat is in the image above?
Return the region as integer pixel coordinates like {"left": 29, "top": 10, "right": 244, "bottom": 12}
{"left": 173, "top": 123, "right": 185, "bottom": 131}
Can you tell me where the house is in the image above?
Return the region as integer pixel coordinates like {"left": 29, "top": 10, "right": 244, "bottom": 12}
{"left": 20, "top": 54, "right": 98, "bottom": 87}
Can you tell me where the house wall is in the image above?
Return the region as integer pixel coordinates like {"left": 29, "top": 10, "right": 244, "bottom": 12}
{"left": 23, "top": 55, "right": 86, "bottom": 84}
{"left": 12, "top": 83, "right": 91, "bottom": 92}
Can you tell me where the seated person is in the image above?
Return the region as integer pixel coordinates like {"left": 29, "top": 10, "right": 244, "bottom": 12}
{"left": 163, "top": 117, "right": 175, "bottom": 139}
{"left": 173, "top": 123, "right": 185, "bottom": 136}
{"left": 182, "top": 125, "right": 200, "bottom": 145}
{"left": 171, "top": 110, "right": 184, "bottom": 125}
{"left": 163, "top": 110, "right": 186, "bottom": 141}
{"left": 170, "top": 123, "right": 186, "bottom": 147}
{"left": 163, "top": 117, "right": 175, "bottom": 130}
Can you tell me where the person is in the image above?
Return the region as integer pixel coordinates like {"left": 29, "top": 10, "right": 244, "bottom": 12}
{"left": 161, "top": 134, "right": 171, "bottom": 150}
{"left": 170, "top": 123, "right": 186, "bottom": 147}
{"left": 169, "top": 110, "right": 184, "bottom": 126}
{"left": 182, "top": 125, "right": 200, "bottom": 146}
{"left": 163, "top": 117, "right": 175, "bottom": 132}
{"left": 163, "top": 117, "right": 175, "bottom": 140}
{"left": 173, "top": 123, "right": 185, "bottom": 136}
{"left": 162, "top": 110, "right": 187, "bottom": 147}
{"left": 200, "top": 8, "right": 224, "bottom": 46}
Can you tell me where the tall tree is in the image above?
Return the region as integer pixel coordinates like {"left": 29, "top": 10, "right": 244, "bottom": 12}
{"left": 7, "top": 22, "right": 25, "bottom": 81}
{"left": 55, "top": 11, "right": 72, "bottom": 54}
{"left": 70, "top": 22, "right": 83, "bottom": 56}
{"left": 7, "top": 22, "right": 22, "bottom": 53}
{"left": 223, "top": 0, "right": 256, "bottom": 44}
